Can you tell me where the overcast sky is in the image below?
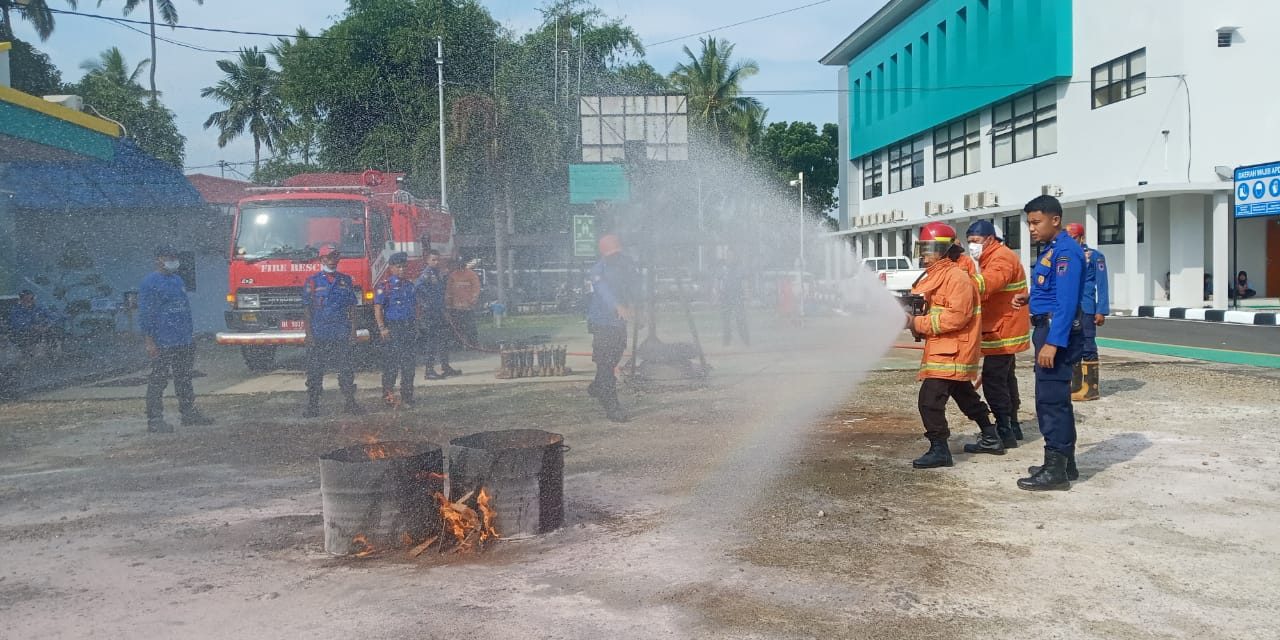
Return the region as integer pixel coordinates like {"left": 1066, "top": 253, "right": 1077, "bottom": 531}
{"left": 12, "top": 0, "right": 879, "bottom": 174}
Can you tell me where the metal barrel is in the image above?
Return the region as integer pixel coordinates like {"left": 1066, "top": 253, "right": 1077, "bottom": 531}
{"left": 318, "top": 441, "right": 444, "bottom": 556}
{"left": 447, "top": 429, "right": 565, "bottom": 537}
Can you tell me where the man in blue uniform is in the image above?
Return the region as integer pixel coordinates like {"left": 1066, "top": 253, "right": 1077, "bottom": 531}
{"left": 139, "top": 245, "right": 212, "bottom": 433}
{"left": 8, "top": 290, "right": 58, "bottom": 357}
{"left": 1065, "top": 223, "right": 1108, "bottom": 401}
{"left": 587, "top": 233, "right": 638, "bottom": 423}
{"left": 416, "top": 250, "right": 458, "bottom": 380}
{"left": 1013, "top": 196, "right": 1085, "bottom": 490}
{"left": 375, "top": 252, "right": 418, "bottom": 407}
{"left": 302, "top": 244, "right": 363, "bottom": 417}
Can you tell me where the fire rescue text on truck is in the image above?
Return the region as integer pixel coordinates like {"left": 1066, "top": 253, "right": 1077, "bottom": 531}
{"left": 216, "top": 170, "right": 455, "bottom": 371}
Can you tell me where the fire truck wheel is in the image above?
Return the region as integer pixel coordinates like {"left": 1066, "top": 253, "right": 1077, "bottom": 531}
{"left": 242, "top": 346, "right": 277, "bottom": 372}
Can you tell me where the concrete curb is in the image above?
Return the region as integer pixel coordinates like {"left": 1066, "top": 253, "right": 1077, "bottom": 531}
{"left": 1136, "top": 306, "right": 1279, "bottom": 326}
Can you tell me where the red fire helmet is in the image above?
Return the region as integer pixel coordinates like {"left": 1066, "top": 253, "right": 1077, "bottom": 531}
{"left": 915, "top": 222, "right": 958, "bottom": 258}
{"left": 1066, "top": 223, "right": 1085, "bottom": 239}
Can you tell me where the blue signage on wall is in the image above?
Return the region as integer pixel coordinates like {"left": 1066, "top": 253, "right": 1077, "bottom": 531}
{"left": 1233, "top": 161, "right": 1280, "bottom": 219}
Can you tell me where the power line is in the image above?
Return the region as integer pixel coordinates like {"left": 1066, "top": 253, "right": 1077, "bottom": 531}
{"left": 645, "top": 0, "right": 832, "bottom": 48}
{"left": 46, "top": 7, "right": 355, "bottom": 41}
{"left": 107, "top": 17, "right": 239, "bottom": 54}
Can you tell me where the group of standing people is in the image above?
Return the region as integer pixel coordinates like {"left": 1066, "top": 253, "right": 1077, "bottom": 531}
{"left": 136, "top": 244, "right": 481, "bottom": 431}
{"left": 906, "top": 195, "right": 1109, "bottom": 491}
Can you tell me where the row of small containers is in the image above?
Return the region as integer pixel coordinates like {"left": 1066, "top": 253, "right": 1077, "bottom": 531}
{"left": 318, "top": 429, "right": 567, "bottom": 556}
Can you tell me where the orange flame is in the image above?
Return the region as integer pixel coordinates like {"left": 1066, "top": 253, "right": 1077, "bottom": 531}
{"left": 432, "top": 487, "right": 500, "bottom": 553}
{"left": 477, "top": 487, "right": 499, "bottom": 545}
{"left": 351, "top": 533, "right": 376, "bottom": 558}
{"left": 364, "top": 443, "right": 393, "bottom": 460}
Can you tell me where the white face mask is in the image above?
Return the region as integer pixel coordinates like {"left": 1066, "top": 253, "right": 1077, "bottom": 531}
{"left": 162, "top": 260, "right": 180, "bottom": 271}
{"left": 321, "top": 264, "right": 337, "bottom": 274}
{"left": 967, "top": 242, "right": 984, "bottom": 260}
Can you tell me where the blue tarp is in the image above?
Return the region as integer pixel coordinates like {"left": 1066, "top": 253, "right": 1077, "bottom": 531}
{"left": 0, "top": 139, "right": 202, "bottom": 210}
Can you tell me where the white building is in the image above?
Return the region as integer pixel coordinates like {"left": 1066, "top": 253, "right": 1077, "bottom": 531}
{"left": 820, "top": 0, "right": 1280, "bottom": 310}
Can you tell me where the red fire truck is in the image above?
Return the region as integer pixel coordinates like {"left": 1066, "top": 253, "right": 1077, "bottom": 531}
{"left": 215, "top": 170, "right": 455, "bottom": 371}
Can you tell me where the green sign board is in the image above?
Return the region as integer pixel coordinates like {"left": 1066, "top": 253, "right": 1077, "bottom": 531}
{"left": 569, "top": 164, "right": 630, "bottom": 204}
{"left": 573, "top": 215, "right": 596, "bottom": 257}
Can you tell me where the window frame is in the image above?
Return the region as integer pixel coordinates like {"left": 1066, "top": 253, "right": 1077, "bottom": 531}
{"left": 1091, "top": 48, "right": 1147, "bottom": 109}
{"left": 1097, "top": 200, "right": 1146, "bottom": 246}
{"left": 862, "top": 151, "right": 884, "bottom": 200}
{"left": 933, "top": 114, "right": 981, "bottom": 181}
{"left": 991, "top": 85, "right": 1057, "bottom": 167}
{"left": 1001, "top": 215, "right": 1021, "bottom": 250}
{"left": 887, "top": 135, "right": 925, "bottom": 194}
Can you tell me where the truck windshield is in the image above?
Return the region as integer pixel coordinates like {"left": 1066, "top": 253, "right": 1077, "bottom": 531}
{"left": 234, "top": 201, "right": 366, "bottom": 260}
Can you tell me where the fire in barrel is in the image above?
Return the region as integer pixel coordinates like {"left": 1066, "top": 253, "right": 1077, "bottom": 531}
{"left": 447, "top": 429, "right": 566, "bottom": 538}
{"left": 318, "top": 441, "right": 444, "bottom": 556}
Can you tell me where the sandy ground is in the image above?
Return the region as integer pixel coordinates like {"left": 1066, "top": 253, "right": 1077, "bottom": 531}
{"left": 2, "top": 312, "right": 1279, "bottom": 639}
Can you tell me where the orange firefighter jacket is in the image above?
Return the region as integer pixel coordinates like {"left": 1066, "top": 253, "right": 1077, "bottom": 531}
{"left": 972, "top": 242, "right": 1031, "bottom": 355}
{"left": 445, "top": 268, "right": 482, "bottom": 311}
{"left": 910, "top": 258, "right": 981, "bottom": 382}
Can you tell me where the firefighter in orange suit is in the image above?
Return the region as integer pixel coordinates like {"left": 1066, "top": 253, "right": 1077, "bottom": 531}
{"left": 961, "top": 220, "right": 1031, "bottom": 453}
{"left": 907, "top": 222, "right": 998, "bottom": 469}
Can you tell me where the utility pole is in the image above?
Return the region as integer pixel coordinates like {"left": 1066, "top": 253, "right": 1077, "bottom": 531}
{"left": 436, "top": 35, "right": 449, "bottom": 211}
{"left": 790, "top": 172, "right": 806, "bottom": 317}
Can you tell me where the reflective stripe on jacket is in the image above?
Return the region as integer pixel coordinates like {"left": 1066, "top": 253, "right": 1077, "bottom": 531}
{"left": 910, "top": 259, "right": 981, "bottom": 382}
{"left": 972, "top": 242, "right": 1031, "bottom": 355}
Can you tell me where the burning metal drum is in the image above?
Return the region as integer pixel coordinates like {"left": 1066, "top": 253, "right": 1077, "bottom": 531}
{"left": 447, "top": 430, "right": 566, "bottom": 538}
{"left": 318, "top": 441, "right": 444, "bottom": 556}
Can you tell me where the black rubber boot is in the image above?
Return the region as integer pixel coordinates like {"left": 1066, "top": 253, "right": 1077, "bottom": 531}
{"left": 181, "top": 409, "right": 214, "bottom": 427}
{"left": 912, "top": 439, "right": 954, "bottom": 469}
{"left": 147, "top": 418, "right": 174, "bottom": 433}
{"left": 400, "top": 388, "right": 415, "bottom": 407}
{"left": 1028, "top": 452, "right": 1079, "bottom": 481}
{"left": 303, "top": 391, "right": 321, "bottom": 418}
{"left": 995, "top": 415, "right": 1018, "bottom": 449}
{"left": 1010, "top": 418, "right": 1024, "bottom": 441}
{"left": 344, "top": 395, "right": 365, "bottom": 416}
{"left": 1018, "top": 450, "right": 1072, "bottom": 491}
{"left": 963, "top": 420, "right": 1006, "bottom": 455}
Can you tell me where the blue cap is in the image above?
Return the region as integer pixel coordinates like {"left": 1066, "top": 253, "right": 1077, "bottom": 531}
{"left": 965, "top": 220, "right": 998, "bottom": 239}
{"left": 388, "top": 252, "right": 408, "bottom": 266}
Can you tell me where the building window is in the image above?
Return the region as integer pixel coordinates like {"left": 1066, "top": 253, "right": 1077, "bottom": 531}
{"left": 861, "top": 152, "right": 883, "bottom": 200}
{"left": 991, "top": 85, "right": 1057, "bottom": 167}
{"left": 887, "top": 136, "right": 925, "bottom": 194}
{"left": 1001, "top": 215, "right": 1021, "bottom": 250}
{"left": 900, "top": 229, "right": 912, "bottom": 257}
{"left": 1097, "top": 200, "right": 1146, "bottom": 245}
{"left": 1217, "top": 29, "right": 1233, "bottom": 47}
{"left": 933, "top": 114, "right": 980, "bottom": 181}
{"left": 1091, "top": 48, "right": 1147, "bottom": 109}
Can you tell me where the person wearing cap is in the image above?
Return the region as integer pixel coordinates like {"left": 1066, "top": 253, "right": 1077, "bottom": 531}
{"left": 139, "top": 245, "right": 212, "bottom": 433}
{"left": 1013, "top": 195, "right": 1085, "bottom": 490}
{"left": 445, "top": 256, "right": 482, "bottom": 351}
{"left": 415, "top": 250, "right": 459, "bottom": 379}
{"left": 301, "top": 244, "right": 363, "bottom": 417}
{"left": 1066, "top": 223, "right": 1108, "bottom": 402}
{"left": 906, "top": 222, "right": 992, "bottom": 469}
{"left": 960, "top": 220, "right": 1031, "bottom": 456}
{"left": 374, "top": 252, "right": 418, "bottom": 406}
{"left": 586, "top": 233, "right": 639, "bottom": 423}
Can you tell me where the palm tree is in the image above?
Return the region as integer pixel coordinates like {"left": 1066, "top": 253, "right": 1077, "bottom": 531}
{"left": 79, "top": 46, "right": 150, "bottom": 96}
{"left": 201, "top": 47, "right": 290, "bottom": 176}
{"left": 0, "top": 0, "right": 77, "bottom": 41}
{"left": 668, "top": 37, "right": 764, "bottom": 150}
{"left": 98, "top": 0, "right": 203, "bottom": 100}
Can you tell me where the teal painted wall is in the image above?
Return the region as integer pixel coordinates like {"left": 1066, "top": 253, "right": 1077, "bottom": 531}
{"left": 0, "top": 102, "right": 116, "bottom": 161}
{"left": 847, "top": 0, "right": 1072, "bottom": 158}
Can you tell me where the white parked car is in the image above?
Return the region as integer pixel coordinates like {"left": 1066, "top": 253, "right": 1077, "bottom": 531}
{"left": 863, "top": 256, "right": 924, "bottom": 297}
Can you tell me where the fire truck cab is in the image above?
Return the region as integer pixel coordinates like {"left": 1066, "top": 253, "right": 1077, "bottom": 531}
{"left": 216, "top": 171, "right": 453, "bottom": 371}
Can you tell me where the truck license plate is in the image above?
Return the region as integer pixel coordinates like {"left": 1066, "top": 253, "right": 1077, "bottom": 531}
{"left": 280, "top": 320, "right": 304, "bottom": 330}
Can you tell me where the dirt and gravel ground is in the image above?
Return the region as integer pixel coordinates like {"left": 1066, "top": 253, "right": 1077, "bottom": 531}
{"left": 1, "top": 315, "right": 1278, "bottom": 639}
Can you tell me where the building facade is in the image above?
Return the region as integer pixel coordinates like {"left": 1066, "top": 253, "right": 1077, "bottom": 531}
{"left": 821, "top": 0, "right": 1280, "bottom": 310}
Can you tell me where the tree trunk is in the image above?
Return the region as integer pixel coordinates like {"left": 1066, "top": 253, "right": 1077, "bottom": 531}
{"left": 253, "top": 138, "right": 261, "bottom": 179}
{"left": 505, "top": 183, "right": 515, "bottom": 292}
{"left": 148, "top": 0, "right": 158, "bottom": 102}
{"left": 493, "top": 183, "right": 508, "bottom": 308}
{"left": 1, "top": 7, "right": 13, "bottom": 41}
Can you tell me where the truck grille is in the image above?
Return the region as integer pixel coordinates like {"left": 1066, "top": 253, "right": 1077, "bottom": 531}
{"left": 253, "top": 287, "right": 304, "bottom": 310}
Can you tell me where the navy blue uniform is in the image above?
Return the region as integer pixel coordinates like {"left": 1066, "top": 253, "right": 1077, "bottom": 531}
{"left": 302, "top": 271, "right": 359, "bottom": 399}
{"left": 587, "top": 254, "right": 639, "bottom": 408}
{"left": 375, "top": 274, "right": 418, "bottom": 397}
{"left": 139, "top": 271, "right": 198, "bottom": 422}
{"left": 1029, "top": 230, "right": 1086, "bottom": 456}
{"left": 415, "top": 267, "right": 451, "bottom": 372}
{"left": 1079, "top": 246, "right": 1110, "bottom": 361}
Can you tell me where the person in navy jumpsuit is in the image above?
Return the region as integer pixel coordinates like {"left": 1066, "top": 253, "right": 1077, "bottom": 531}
{"left": 1065, "top": 223, "right": 1109, "bottom": 401}
{"left": 140, "top": 245, "right": 212, "bottom": 433}
{"left": 375, "top": 252, "right": 418, "bottom": 406}
{"left": 1014, "top": 196, "right": 1085, "bottom": 490}
{"left": 302, "top": 244, "right": 363, "bottom": 417}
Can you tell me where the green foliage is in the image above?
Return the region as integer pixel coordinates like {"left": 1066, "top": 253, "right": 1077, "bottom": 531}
{"left": 0, "top": 0, "right": 77, "bottom": 42}
{"left": 5, "top": 38, "right": 63, "bottom": 95}
{"left": 201, "top": 47, "right": 291, "bottom": 175}
{"left": 668, "top": 37, "right": 763, "bottom": 152}
{"left": 70, "top": 47, "right": 186, "bottom": 166}
{"left": 757, "top": 121, "right": 839, "bottom": 216}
